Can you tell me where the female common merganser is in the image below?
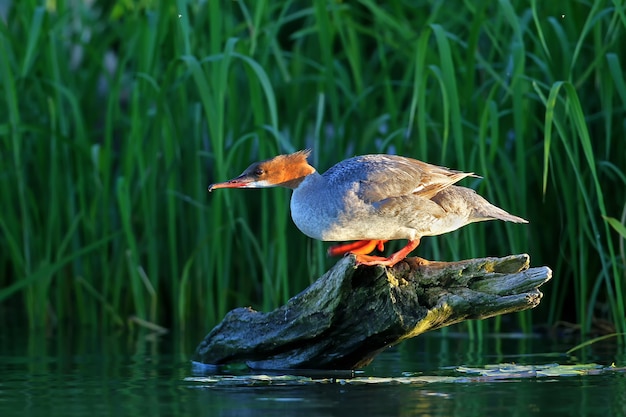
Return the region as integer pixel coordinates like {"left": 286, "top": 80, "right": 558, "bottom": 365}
{"left": 209, "top": 150, "right": 527, "bottom": 267}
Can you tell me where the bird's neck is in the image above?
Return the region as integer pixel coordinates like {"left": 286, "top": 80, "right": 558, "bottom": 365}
{"left": 278, "top": 167, "right": 318, "bottom": 189}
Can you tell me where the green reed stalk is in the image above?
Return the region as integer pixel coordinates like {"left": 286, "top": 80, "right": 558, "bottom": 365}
{"left": 1, "top": 0, "right": 624, "bottom": 341}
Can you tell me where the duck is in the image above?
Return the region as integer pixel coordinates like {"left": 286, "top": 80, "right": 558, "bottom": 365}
{"left": 208, "top": 150, "right": 527, "bottom": 267}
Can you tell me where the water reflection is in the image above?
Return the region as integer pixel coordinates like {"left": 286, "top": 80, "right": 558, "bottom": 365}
{"left": 0, "top": 329, "right": 624, "bottom": 417}
{"left": 184, "top": 375, "right": 625, "bottom": 417}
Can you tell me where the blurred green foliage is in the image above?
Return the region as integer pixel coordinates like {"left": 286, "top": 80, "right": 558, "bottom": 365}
{"left": 0, "top": 0, "right": 624, "bottom": 337}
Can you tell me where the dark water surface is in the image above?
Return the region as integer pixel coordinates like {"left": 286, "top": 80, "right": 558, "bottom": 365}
{"left": 1, "top": 328, "right": 624, "bottom": 417}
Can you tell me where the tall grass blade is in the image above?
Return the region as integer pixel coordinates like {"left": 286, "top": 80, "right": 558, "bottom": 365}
{"left": 1, "top": 1, "right": 623, "bottom": 341}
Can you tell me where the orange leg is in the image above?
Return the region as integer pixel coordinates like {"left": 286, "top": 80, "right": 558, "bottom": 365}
{"left": 354, "top": 239, "right": 422, "bottom": 267}
{"left": 327, "top": 240, "right": 388, "bottom": 256}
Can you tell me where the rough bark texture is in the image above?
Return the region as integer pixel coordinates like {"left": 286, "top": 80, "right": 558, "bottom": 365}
{"left": 193, "top": 254, "right": 551, "bottom": 370}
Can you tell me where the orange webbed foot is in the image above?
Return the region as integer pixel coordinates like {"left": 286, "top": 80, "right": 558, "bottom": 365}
{"left": 327, "top": 240, "right": 388, "bottom": 256}
{"left": 353, "top": 239, "right": 422, "bottom": 267}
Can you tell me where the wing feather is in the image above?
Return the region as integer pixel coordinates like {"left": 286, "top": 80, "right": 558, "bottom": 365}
{"left": 324, "top": 154, "right": 477, "bottom": 203}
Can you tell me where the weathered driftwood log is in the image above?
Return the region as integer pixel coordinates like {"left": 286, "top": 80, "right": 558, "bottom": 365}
{"left": 193, "top": 254, "right": 551, "bottom": 370}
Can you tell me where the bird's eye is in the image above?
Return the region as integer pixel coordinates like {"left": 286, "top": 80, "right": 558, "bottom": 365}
{"left": 254, "top": 168, "right": 264, "bottom": 176}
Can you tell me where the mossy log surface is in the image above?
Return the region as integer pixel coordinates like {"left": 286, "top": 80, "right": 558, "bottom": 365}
{"left": 193, "top": 254, "right": 551, "bottom": 370}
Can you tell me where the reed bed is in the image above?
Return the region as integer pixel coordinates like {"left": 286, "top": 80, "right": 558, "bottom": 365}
{"left": 0, "top": 0, "right": 624, "bottom": 338}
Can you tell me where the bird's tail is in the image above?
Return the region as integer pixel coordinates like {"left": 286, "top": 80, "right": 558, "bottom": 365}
{"left": 474, "top": 202, "right": 528, "bottom": 224}
{"left": 437, "top": 186, "right": 529, "bottom": 224}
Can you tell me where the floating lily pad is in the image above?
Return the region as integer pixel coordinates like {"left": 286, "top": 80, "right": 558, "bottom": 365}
{"left": 185, "top": 363, "right": 625, "bottom": 387}
{"left": 455, "top": 363, "right": 626, "bottom": 380}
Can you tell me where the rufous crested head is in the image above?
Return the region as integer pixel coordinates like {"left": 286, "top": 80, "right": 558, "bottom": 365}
{"left": 208, "top": 150, "right": 315, "bottom": 191}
